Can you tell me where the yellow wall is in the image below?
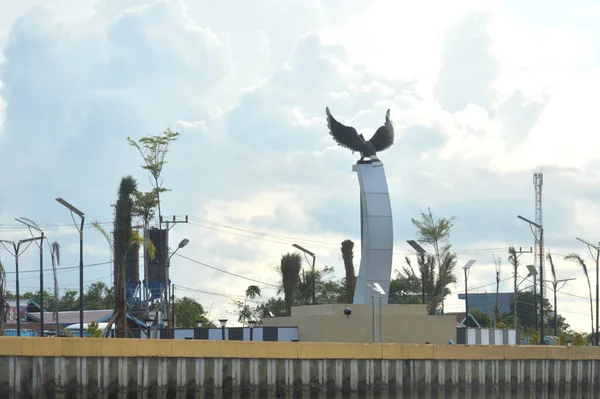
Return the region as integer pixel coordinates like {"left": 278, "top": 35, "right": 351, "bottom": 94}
{"left": 0, "top": 337, "right": 599, "bottom": 360}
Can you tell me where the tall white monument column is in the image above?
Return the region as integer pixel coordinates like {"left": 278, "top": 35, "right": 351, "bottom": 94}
{"left": 352, "top": 161, "right": 393, "bottom": 304}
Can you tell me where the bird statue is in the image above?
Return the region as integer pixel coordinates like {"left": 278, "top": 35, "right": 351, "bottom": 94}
{"left": 326, "top": 107, "right": 394, "bottom": 163}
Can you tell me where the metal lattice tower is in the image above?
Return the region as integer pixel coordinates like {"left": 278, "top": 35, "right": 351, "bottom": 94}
{"left": 533, "top": 173, "right": 544, "bottom": 279}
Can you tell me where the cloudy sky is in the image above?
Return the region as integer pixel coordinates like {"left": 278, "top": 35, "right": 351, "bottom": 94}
{"left": 1, "top": 0, "right": 599, "bottom": 333}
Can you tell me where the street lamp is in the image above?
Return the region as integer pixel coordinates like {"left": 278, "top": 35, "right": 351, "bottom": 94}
{"left": 56, "top": 198, "right": 85, "bottom": 338}
{"left": 219, "top": 319, "right": 228, "bottom": 340}
{"left": 367, "top": 282, "right": 386, "bottom": 343}
{"left": 196, "top": 320, "right": 203, "bottom": 328}
{"left": 462, "top": 260, "right": 477, "bottom": 327}
{"left": 168, "top": 238, "right": 190, "bottom": 260}
{"left": 292, "top": 244, "right": 316, "bottom": 305}
{"left": 543, "top": 274, "right": 575, "bottom": 337}
{"left": 15, "top": 218, "right": 46, "bottom": 336}
{"left": 407, "top": 240, "right": 426, "bottom": 304}
{"left": 15, "top": 217, "right": 46, "bottom": 337}
{"left": 575, "top": 237, "right": 599, "bottom": 346}
{"left": 0, "top": 237, "right": 40, "bottom": 336}
{"left": 518, "top": 215, "right": 545, "bottom": 343}
{"left": 145, "top": 317, "right": 153, "bottom": 339}
{"left": 526, "top": 264, "right": 539, "bottom": 332}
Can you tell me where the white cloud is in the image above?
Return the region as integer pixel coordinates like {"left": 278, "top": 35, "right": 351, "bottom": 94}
{"left": 1, "top": 0, "right": 600, "bottom": 333}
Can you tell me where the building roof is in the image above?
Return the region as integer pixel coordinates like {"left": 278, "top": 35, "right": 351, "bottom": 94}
{"left": 28, "top": 310, "right": 114, "bottom": 324}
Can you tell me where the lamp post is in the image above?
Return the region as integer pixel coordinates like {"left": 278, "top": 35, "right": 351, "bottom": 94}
{"left": 0, "top": 237, "right": 40, "bottom": 336}
{"left": 15, "top": 217, "right": 45, "bottom": 337}
{"left": 462, "top": 260, "right": 477, "bottom": 327}
{"left": 367, "top": 283, "right": 385, "bottom": 342}
{"left": 292, "top": 244, "right": 316, "bottom": 305}
{"left": 197, "top": 320, "right": 203, "bottom": 328}
{"left": 526, "top": 265, "right": 539, "bottom": 332}
{"left": 575, "top": 237, "right": 599, "bottom": 346}
{"left": 544, "top": 276, "right": 575, "bottom": 337}
{"left": 219, "top": 319, "right": 228, "bottom": 340}
{"left": 248, "top": 320, "right": 256, "bottom": 341}
{"left": 56, "top": 198, "right": 85, "bottom": 338}
{"left": 518, "top": 215, "right": 545, "bottom": 343}
{"left": 145, "top": 318, "right": 153, "bottom": 339}
{"left": 168, "top": 238, "right": 190, "bottom": 261}
{"left": 168, "top": 238, "right": 189, "bottom": 339}
{"left": 407, "top": 240, "right": 426, "bottom": 304}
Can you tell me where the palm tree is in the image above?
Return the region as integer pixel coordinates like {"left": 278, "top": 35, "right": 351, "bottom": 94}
{"left": 113, "top": 176, "right": 138, "bottom": 338}
{"left": 565, "top": 253, "right": 594, "bottom": 342}
{"left": 341, "top": 240, "right": 356, "bottom": 303}
{"left": 238, "top": 285, "right": 262, "bottom": 326}
{"left": 49, "top": 241, "right": 61, "bottom": 334}
{"left": 280, "top": 253, "right": 302, "bottom": 315}
{"left": 508, "top": 247, "right": 519, "bottom": 329}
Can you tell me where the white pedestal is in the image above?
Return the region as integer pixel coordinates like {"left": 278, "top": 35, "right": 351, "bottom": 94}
{"left": 351, "top": 162, "right": 393, "bottom": 304}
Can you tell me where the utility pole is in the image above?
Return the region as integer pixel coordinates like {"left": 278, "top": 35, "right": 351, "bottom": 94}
{"left": 509, "top": 246, "right": 533, "bottom": 329}
{"left": 492, "top": 255, "right": 501, "bottom": 328}
{"left": 161, "top": 215, "right": 188, "bottom": 339}
{"left": 533, "top": 173, "right": 545, "bottom": 342}
{"left": 171, "top": 283, "right": 175, "bottom": 338}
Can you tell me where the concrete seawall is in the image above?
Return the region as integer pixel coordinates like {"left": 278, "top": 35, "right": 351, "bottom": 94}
{"left": 1, "top": 338, "right": 599, "bottom": 397}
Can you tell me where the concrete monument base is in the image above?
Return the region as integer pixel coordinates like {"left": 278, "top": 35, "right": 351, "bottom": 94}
{"left": 261, "top": 304, "right": 456, "bottom": 344}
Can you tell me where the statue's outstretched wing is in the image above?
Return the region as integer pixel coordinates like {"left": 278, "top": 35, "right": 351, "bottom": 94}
{"left": 369, "top": 109, "right": 394, "bottom": 152}
{"left": 326, "top": 107, "right": 363, "bottom": 152}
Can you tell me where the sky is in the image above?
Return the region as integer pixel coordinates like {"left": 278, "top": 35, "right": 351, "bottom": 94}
{"left": 0, "top": 0, "right": 600, "bottom": 333}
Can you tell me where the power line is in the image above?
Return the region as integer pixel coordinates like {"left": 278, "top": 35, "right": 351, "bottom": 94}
{"left": 174, "top": 253, "right": 279, "bottom": 288}
{"left": 174, "top": 284, "right": 263, "bottom": 304}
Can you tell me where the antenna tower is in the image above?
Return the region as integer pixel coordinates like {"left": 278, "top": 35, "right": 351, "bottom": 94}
{"left": 533, "top": 173, "right": 544, "bottom": 286}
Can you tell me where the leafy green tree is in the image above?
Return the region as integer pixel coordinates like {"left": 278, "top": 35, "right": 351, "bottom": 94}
{"left": 21, "top": 290, "right": 56, "bottom": 311}
{"left": 236, "top": 285, "right": 262, "bottom": 326}
{"left": 253, "top": 297, "right": 286, "bottom": 320}
{"left": 410, "top": 208, "right": 457, "bottom": 314}
{"left": 510, "top": 289, "right": 569, "bottom": 333}
{"left": 128, "top": 129, "right": 180, "bottom": 331}
{"left": 84, "top": 282, "right": 113, "bottom": 310}
{"left": 388, "top": 268, "right": 422, "bottom": 305}
{"left": 278, "top": 253, "right": 302, "bottom": 315}
{"left": 173, "top": 297, "right": 214, "bottom": 328}
{"left": 58, "top": 290, "right": 79, "bottom": 311}
{"left": 86, "top": 321, "right": 103, "bottom": 337}
{"left": 469, "top": 308, "right": 492, "bottom": 328}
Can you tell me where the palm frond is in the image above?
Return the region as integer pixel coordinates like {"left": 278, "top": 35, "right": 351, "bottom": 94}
{"left": 92, "top": 220, "right": 113, "bottom": 255}
{"left": 546, "top": 251, "right": 556, "bottom": 282}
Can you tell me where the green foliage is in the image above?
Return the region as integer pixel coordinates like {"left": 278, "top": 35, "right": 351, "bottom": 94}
{"left": 127, "top": 129, "right": 180, "bottom": 197}
{"left": 279, "top": 253, "right": 302, "bottom": 315}
{"left": 113, "top": 176, "right": 138, "bottom": 338}
{"left": 132, "top": 190, "right": 159, "bottom": 222}
{"left": 173, "top": 297, "right": 214, "bottom": 328}
{"left": 470, "top": 308, "right": 492, "bottom": 328}
{"left": 86, "top": 321, "right": 102, "bottom": 338}
{"left": 236, "top": 285, "right": 263, "bottom": 326}
{"left": 409, "top": 208, "right": 457, "bottom": 314}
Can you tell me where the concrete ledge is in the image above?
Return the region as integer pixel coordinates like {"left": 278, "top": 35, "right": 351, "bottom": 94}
{"left": 2, "top": 337, "right": 600, "bottom": 360}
